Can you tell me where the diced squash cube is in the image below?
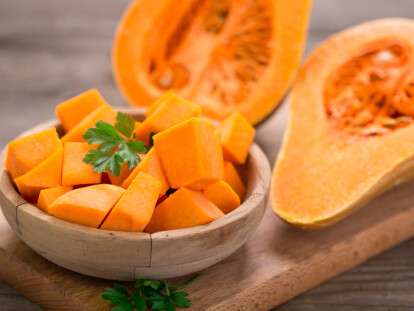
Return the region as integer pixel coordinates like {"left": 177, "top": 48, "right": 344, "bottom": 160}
{"left": 135, "top": 92, "right": 202, "bottom": 144}
{"left": 55, "top": 89, "right": 108, "bottom": 132}
{"left": 146, "top": 90, "right": 176, "bottom": 117}
{"left": 15, "top": 147, "right": 63, "bottom": 203}
{"left": 50, "top": 184, "right": 125, "bottom": 228}
{"left": 6, "top": 128, "right": 61, "bottom": 179}
{"left": 62, "top": 142, "right": 101, "bottom": 186}
{"left": 220, "top": 112, "right": 255, "bottom": 164}
{"left": 61, "top": 105, "right": 116, "bottom": 143}
{"left": 223, "top": 161, "right": 246, "bottom": 200}
{"left": 154, "top": 118, "right": 224, "bottom": 190}
{"left": 145, "top": 188, "right": 224, "bottom": 233}
{"left": 122, "top": 149, "right": 169, "bottom": 194}
{"left": 203, "top": 181, "right": 240, "bottom": 214}
{"left": 108, "top": 164, "right": 131, "bottom": 186}
{"left": 37, "top": 186, "right": 73, "bottom": 214}
{"left": 101, "top": 172, "right": 161, "bottom": 232}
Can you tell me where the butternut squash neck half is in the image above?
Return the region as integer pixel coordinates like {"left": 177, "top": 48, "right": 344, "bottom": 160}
{"left": 272, "top": 19, "right": 414, "bottom": 229}
{"left": 112, "top": 0, "right": 311, "bottom": 125}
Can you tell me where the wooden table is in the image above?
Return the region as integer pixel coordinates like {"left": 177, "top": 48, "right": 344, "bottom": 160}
{"left": 1, "top": 0, "right": 414, "bottom": 310}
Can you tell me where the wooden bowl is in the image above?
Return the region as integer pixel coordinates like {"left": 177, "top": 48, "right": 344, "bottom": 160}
{"left": 0, "top": 109, "right": 271, "bottom": 280}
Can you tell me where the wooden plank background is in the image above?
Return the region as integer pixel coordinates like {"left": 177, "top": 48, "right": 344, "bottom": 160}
{"left": 1, "top": 0, "right": 414, "bottom": 310}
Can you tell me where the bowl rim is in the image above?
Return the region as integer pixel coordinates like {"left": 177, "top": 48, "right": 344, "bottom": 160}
{"left": 0, "top": 108, "right": 271, "bottom": 244}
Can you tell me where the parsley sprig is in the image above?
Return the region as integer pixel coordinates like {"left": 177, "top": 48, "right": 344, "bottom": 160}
{"left": 83, "top": 112, "right": 147, "bottom": 176}
{"left": 102, "top": 276, "right": 198, "bottom": 311}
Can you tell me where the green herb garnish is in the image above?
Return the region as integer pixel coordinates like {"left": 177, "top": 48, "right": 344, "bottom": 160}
{"left": 83, "top": 112, "right": 147, "bottom": 176}
{"left": 101, "top": 276, "right": 198, "bottom": 311}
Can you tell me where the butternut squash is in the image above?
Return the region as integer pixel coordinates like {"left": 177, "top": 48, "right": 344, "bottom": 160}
{"left": 101, "top": 172, "right": 161, "bottom": 232}
{"left": 223, "top": 161, "right": 246, "bottom": 200}
{"left": 6, "top": 128, "right": 61, "bottom": 179}
{"left": 108, "top": 164, "right": 131, "bottom": 186}
{"left": 135, "top": 91, "right": 202, "bottom": 144}
{"left": 113, "top": 0, "right": 312, "bottom": 125}
{"left": 220, "top": 112, "right": 255, "bottom": 164}
{"left": 55, "top": 89, "right": 108, "bottom": 132}
{"left": 203, "top": 180, "right": 240, "bottom": 214}
{"left": 145, "top": 187, "right": 224, "bottom": 233}
{"left": 62, "top": 142, "right": 101, "bottom": 186}
{"left": 50, "top": 184, "right": 125, "bottom": 228}
{"left": 122, "top": 149, "right": 169, "bottom": 194}
{"left": 154, "top": 118, "right": 223, "bottom": 190}
{"left": 15, "top": 147, "right": 63, "bottom": 203}
{"left": 272, "top": 19, "right": 414, "bottom": 229}
{"left": 37, "top": 186, "right": 73, "bottom": 214}
{"left": 61, "top": 105, "right": 116, "bottom": 142}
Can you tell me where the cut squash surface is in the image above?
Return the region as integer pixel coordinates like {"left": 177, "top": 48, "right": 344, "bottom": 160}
{"left": 272, "top": 19, "right": 414, "bottom": 229}
{"left": 6, "top": 128, "right": 61, "bottom": 179}
{"left": 101, "top": 172, "right": 161, "bottom": 232}
{"left": 113, "top": 0, "right": 312, "bottom": 124}
{"left": 37, "top": 186, "right": 73, "bottom": 214}
{"left": 154, "top": 118, "right": 223, "bottom": 189}
{"left": 50, "top": 184, "right": 125, "bottom": 228}
{"left": 145, "top": 187, "right": 224, "bottom": 233}
{"left": 15, "top": 147, "right": 63, "bottom": 203}
{"left": 55, "top": 89, "right": 108, "bottom": 132}
{"left": 223, "top": 161, "right": 246, "bottom": 200}
{"left": 203, "top": 180, "right": 240, "bottom": 214}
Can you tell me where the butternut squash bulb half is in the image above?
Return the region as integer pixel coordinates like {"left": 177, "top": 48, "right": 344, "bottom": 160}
{"left": 272, "top": 19, "right": 414, "bottom": 229}
{"left": 113, "top": 0, "right": 311, "bottom": 125}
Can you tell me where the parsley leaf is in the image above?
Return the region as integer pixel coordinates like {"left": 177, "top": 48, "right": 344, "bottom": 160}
{"left": 83, "top": 112, "right": 147, "bottom": 176}
{"left": 102, "top": 276, "right": 197, "bottom": 311}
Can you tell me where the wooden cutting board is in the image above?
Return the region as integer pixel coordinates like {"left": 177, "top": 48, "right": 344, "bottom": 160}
{"left": 2, "top": 105, "right": 414, "bottom": 310}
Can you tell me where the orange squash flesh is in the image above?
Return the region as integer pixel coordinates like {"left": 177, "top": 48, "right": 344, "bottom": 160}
{"left": 145, "top": 187, "right": 224, "bottom": 233}
{"left": 154, "top": 118, "right": 224, "bottom": 190}
{"left": 122, "top": 149, "right": 169, "bottom": 194}
{"left": 112, "top": 0, "right": 312, "bottom": 125}
{"left": 5, "top": 128, "right": 61, "bottom": 179}
{"left": 37, "top": 186, "right": 73, "bottom": 214}
{"left": 108, "top": 164, "right": 131, "bottom": 186}
{"left": 50, "top": 184, "right": 125, "bottom": 228}
{"left": 61, "top": 105, "right": 116, "bottom": 143}
{"left": 135, "top": 91, "right": 202, "bottom": 144}
{"left": 272, "top": 19, "right": 414, "bottom": 229}
{"left": 101, "top": 172, "right": 161, "bottom": 232}
{"left": 220, "top": 112, "right": 255, "bottom": 164}
{"left": 223, "top": 161, "right": 246, "bottom": 200}
{"left": 203, "top": 180, "right": 240, "bottom": 214}
{"left": 55, "top": 89, "right": 108, "bottom": 132}
{"left": 62, "top": 142, "right": 101, "bottom": 186}
{"left": 15, "top": 147, "right": 63, "bottom": 203}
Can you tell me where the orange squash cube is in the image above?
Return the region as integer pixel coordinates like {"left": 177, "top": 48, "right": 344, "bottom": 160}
{"left": 108, "top": 164, "right": 131, "bottom": 186}
{"left": 101, "top": 172, "right": 161, "bottom": 232}
{"left": 122, "top": 149, "right": 169, "bottom": 194}
{"left": 135, "top": 92, "right": 202, "bottom": 144}
{"left": 15, "top": 147, "right": 64, "bottom": 203}
{"left": 203, "top": 181, "right": 240, "bottom": 214}
{"left": 62, "top": 142, "right": 101, "bottom": 186}
{"left": 220, "top": 112, "right": 255, "bottom": 164}
{"left": 37, "top": 186, "right": 73, "bottom": 214}
{"left": 145, "top": 188, "right": 224, "bottom": 233}
{"left": 61, "top": 105, "right": 116, "bottom": 143}
{"left": 154, "top": 118, "right": 224, "bottom": 190}
{"left": 6, "top": 128, "right": 61, "bottom": 179}
{"left": 50, "top": 184, "right": 125, "bottom": 228}
{"left": 223, "top": 161, "right": 246, "bottom": 200}
{"left": 55, "top": 89, "right": 108, "bottom": 132}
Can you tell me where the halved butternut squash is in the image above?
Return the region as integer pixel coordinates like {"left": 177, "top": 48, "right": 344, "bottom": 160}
{"left": 113, "top": 0, "right": 312, "bottom": 125}
{"left": 15, "top": 147, "right": 63, "bottom": 203}
{"left": 55, "top": 89, "right": 108, "bottom": 132}
{"left": 50, "top": 184, "right": 125, "bottom": 228}
{"left": 101, "top": 172, "right": 161, "bottom": 232}
{"left": 145, "top": 187, "right": 224, "bottom": 233}
{"left": 272, "top": 19, "right": 414, "bottom": 229}
{"left": 5, "top": 128, "right": 61, "bottom": 179}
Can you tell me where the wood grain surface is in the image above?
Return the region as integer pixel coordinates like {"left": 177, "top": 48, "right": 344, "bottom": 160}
{"left": 2, "top": 0, "right": 414, "bottom": 310}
